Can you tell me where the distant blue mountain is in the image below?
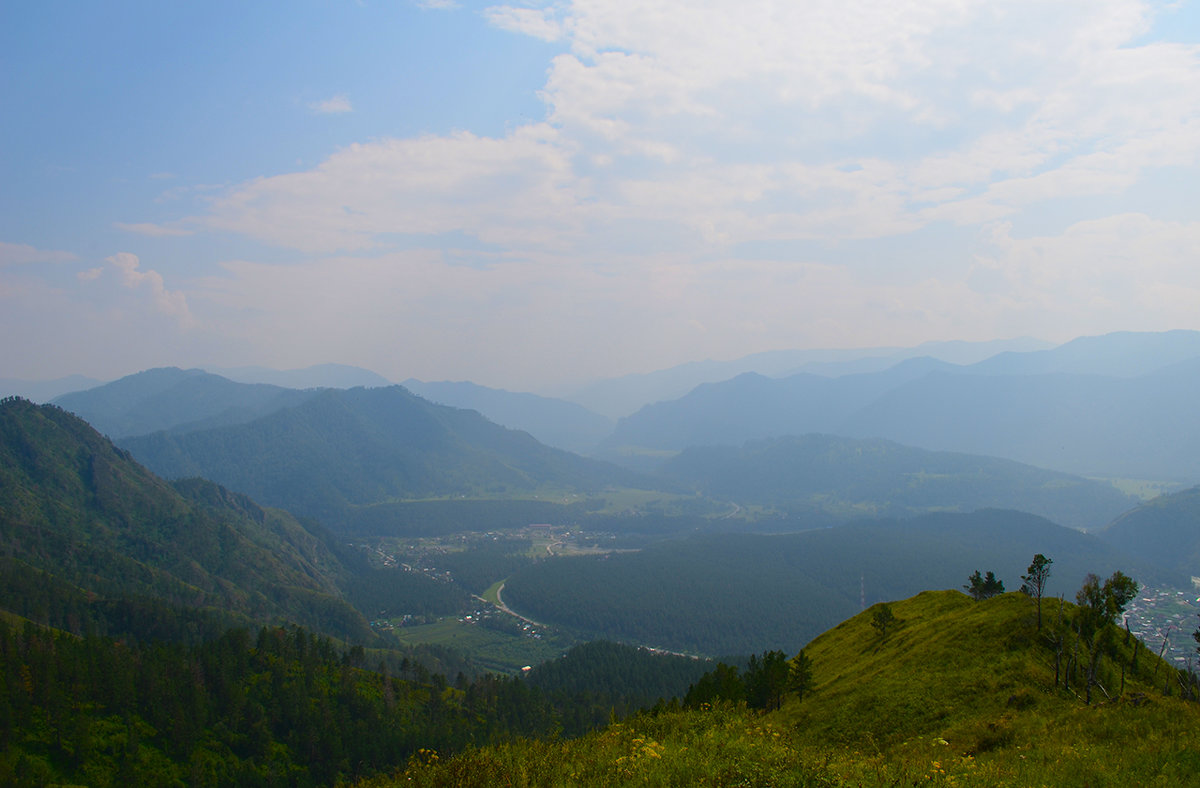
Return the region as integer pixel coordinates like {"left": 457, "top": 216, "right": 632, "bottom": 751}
{"left": 596, "top": 330, "right": 1200, "bottom": 483}
{"left": 558, "top": 336, "right": 1049, "bottom": 419}
{"left": 208, "top": 363, "right": 393, "bottom": 389}
{"left": 965, "top": 329, "right": 1200, "bottom": 377}
{"left": 53, "top": 367, "right": 320, "bottom": 439}
{"left": 402, "top": 379, "right": 613, "bottom": 454}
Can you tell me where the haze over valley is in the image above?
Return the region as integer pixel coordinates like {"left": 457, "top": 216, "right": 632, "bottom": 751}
{"left": 5, "top": 0, "right": 1200, "bottom": 783}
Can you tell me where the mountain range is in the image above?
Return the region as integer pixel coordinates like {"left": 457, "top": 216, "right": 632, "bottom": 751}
{"left": 117, "top": 385, "right": 647, "bottom": 526}
{"left": 601, "top": 330, "right": 1200, "bottom": 483}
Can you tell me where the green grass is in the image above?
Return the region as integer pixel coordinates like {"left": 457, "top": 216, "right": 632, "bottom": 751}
{"left": 480, "top": 579, "right": 504, "bottom": 606}
{"left": 388, "top": 617, "right": 572, "bottom": 673}
{"left": 361, "top": 589, "right": 1200, "bottom": 787}
{"left": 1094, "top": 477, "right": 1186, "bottom": 501}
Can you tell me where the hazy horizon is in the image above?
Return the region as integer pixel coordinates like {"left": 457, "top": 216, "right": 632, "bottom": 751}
{"left": 4, "top": 1, "right": 1199, "bottom": 390}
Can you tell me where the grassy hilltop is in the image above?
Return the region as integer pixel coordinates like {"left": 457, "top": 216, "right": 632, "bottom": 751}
{"left": 370, "top": 590, "right": 1200, "bottom": 787}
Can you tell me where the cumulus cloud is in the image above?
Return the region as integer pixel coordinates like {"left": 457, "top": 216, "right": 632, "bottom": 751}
{"left": 308, "top": 94, "right": 353, "bottom": 114}
{"left": 485, "top": 6, "right": 564, "bottom": 41}
{"left": 203, "top": 124, "right": 581, "bottom": 252}
{"left": 183, "top": 0, "right": 1199, "bottom": 262}
{"left": 103, "top": 252, "right": 193, "bottom": 324}
{"left": 113, "top": 0, "right": 1200, "bottom": 379}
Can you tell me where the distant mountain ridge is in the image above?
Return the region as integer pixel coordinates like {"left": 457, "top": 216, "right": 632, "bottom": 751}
{"left": 601, "top": 357, "right": 956, "bottom": 455}
{"left": 557, "top": 336, "right": 1051, "bottom": 419}
{"left": 120, "top": 385, "right": 649, "bottom": 526}
{"left": 402, "top": 378, "right": 613, "bottom": 454}
{"left": 600, "top": 330, "right": 1200, "bottom": 483}
{"left": 208, "top": 362, "right": 393, "bottom": 389}
{"left": 52, "top": 367, "right": 321, "bottom": 439}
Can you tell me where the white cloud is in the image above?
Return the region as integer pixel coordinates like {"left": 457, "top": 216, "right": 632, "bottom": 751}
{"left": 308, "top": 94, "right": 353, "bottom": 114}
{"left": 0, "top": 241, "right": 77, "bottom": 266}
{"left": 970, "top": 214, "right": 1200, "bottom": 336}
{"left": 113, "top": 222, "right": 195, "bottom": 237}
{"left": 107, "top": 0, "right": 1200, "bottom": 381}
{"left": 103, "top": 252, "right": 193, "bottom": 324}
{"left": 202, "top": 124, "right": 582, "bottom": 253}
{"left": 184, "top": 0, "right": 1200, "bottom": 262}
{"left": 485, "top": 6, "right": 563, "bottom": 41}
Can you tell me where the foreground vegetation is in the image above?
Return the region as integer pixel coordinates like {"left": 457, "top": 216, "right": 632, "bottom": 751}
{"left": 366, "top": 591, "right": 1200, "bottom": 787}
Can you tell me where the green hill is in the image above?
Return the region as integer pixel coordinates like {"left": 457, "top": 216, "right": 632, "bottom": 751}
{"left": 1094, "top": 485, "right": 1200, "bottom": 582}
{"left": 52, "top": 366, "right": 319, "bottom": 438}
{"left": 0, "top": 396, "right": 369, "bottom": 641}
{"left": 369, "top": 589, "right": 1200, "bottom": 787}
{"left": 120, "top": 385, "right": 650, "bottom": 526}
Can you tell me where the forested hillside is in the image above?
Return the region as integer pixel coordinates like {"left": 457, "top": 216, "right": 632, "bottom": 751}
{"left": 120, "top": 386, "right": 650, "bottom": 526}
{"left": 0, "top": 620, "right": 560, "bottom": 786}
{"left": 0, "top": 397, "right": 368, "bottom": 641}
{"left": 1094, "top": 485, "right": 1200, "bottom": 582}
{"left": 658, "top": 434, "right": 1135, "bottom": 530}
{"left": 502, "top": 509, "right": 1148, "bottom": 655}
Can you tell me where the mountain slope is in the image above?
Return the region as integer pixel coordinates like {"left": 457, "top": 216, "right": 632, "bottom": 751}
{"left": 966, "top": 328, "right": 1200, "bottom": 377}
{"left": 560, "top": 337, "right": 1048, "bottom": 419}
{"left": 377, "top": 589, "right": 1200, "bottom": 787}
{"left": 602, "top": 356, "right": 955, "bottom": 457}
{"left": 120, "top": 385, "right": 648, "bottom": 525}
{"left": 403, "top": 378, "right": 613, "bottom": 454}
{"left": 1093, "top": 485, "right": 1200, "bottom": 582}
{"left": 209, "top": 362, "right": 394, "bottom": 389}
{"left": 53, "top": 366, "right": 320, "bottom": 438}
{"left": 839, "top": 361, "right": 1200, "bottom": 480}
{"left": 598, "top": 331, "right": 1200, "bottom": 482}
{"left": 658, "top": 434, "right": 1137, "bottom": 530}
{"left": 0, "top": 396, "right": 369, "bottom": 641}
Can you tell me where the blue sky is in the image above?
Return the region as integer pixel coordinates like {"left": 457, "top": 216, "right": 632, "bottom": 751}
{"left": 3, "top": 0, "right": 1199, "bottom": 390}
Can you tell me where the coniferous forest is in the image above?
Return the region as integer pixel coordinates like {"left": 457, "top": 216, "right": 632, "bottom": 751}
{"left": 5, "top": 333, "right": 1200, "bottom": 786}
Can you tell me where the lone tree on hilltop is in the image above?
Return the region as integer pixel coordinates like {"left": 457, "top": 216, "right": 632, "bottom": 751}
{"left": 1075, "top": 571, "right": 1138, "bottom": 636}
{"left": 1021, "top": 554, "right": 1053, "bottom": 630}
{"left": 1075, "top": 570, "right": 1139, "bottom": 704}
{"left": 964, "top": 570, "right": 1005, "bottom": 601}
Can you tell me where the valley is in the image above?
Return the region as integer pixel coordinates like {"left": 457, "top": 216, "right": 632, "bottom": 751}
{"left": 4, "top": 330, "right": 1200, "bottom": 784}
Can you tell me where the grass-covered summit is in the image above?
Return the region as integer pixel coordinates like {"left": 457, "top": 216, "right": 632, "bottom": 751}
{"left": 374, "top": 589, "right": 1200, "bottom": 787}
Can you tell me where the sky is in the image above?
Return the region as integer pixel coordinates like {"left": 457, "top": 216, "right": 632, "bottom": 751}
{"left": 3, "top": 0, "right": 1200, "bottom": 392}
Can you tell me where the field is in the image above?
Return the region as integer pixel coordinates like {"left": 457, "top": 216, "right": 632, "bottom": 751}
{"left": 388, "top": 615, "right": 575, "bottom": 674}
